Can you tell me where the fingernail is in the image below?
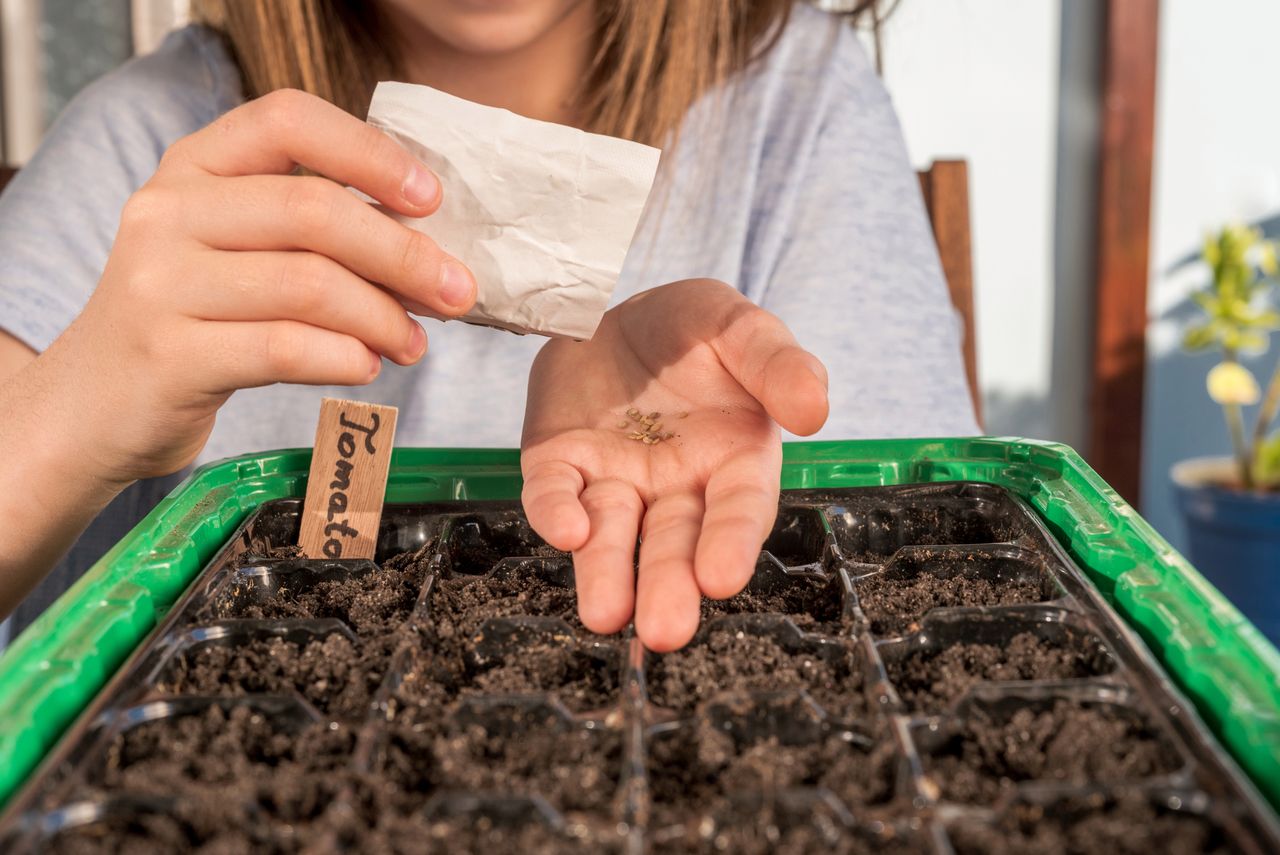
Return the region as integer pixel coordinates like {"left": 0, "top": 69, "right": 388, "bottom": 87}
{"left": 439, "top": 260, "right": 476, "bottom": 310}
{"left": 402, "top": 164, "right": 440, "bottom": 208}
{"left": 408, "top": 322, "right": 427, "bottom": 359}
{"left": 368, "top": 350, "right": 382, "bottom": 380}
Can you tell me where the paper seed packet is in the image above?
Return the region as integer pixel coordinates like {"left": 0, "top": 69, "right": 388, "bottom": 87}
{"left": 366, "top": 82, "right": 662, "bottom": 340}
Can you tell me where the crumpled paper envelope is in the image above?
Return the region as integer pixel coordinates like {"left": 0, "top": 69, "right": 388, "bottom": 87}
{"left": 366, "top": 81, "right": 662, "bottom": 339}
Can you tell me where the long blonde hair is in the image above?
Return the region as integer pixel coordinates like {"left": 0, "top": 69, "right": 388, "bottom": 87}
{"left": 192, "top": 0, "right": 885, "bottom": 147}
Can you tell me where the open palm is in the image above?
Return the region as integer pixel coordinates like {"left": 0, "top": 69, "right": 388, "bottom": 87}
{"left": 521, "top": 279, "right": 829, "bottom": 651}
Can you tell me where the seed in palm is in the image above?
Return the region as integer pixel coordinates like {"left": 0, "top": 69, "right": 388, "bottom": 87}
{"left": 619, "top": 407, "right": 677, "bottom": 445}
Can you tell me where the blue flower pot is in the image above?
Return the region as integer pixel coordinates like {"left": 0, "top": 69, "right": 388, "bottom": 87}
{"left": 1173, "top": 457, "right": 1280, "bottom": 644}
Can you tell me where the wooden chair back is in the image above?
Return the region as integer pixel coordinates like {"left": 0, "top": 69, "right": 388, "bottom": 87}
{"left": 918, "top": 159, "right": 982, "bottom": 427}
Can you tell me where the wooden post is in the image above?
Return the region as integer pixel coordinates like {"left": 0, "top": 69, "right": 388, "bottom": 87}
{"left": 1089, "top": 0, "right": 1160, "bottom": 504}
{"left": 918, "top": 161, "right": 982, "bottom": 427}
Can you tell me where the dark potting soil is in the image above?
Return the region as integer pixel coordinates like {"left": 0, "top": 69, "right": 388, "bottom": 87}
{"left": 405, "top": 633, "right": 621, "bottom": 713}
{"left": 210, "top": 547, "right": 431, "bottom": 635}
{"left": 856, "top": 560, "right": 1056, "bottom": 636}
{"left": 924, "top": 700, "right": 1181, "bottom": 804}
{"left": 886, "top": 631, "right": 1114, "bottom": 713}
{"left": 463, "top": 642, "right": 619, "bottom": 710}
{"left": 430, "top": 570, "right": 586, "bottom": 634}
{"left": 78, "top": 696, "right": 624, "bottom": 854}
{"left": 432, "top": 721, "right": 622, "bottom": 813}
{"left": 156, "top": 633, "right": 383, "bottom": 722}
{"left": 46, "top": 814, "right": 201, "bottom": 855}
{"left": 646, "top": 629, "right": 868, "bottom": 720}
{"left": 326, "top": 791, "right": 620, "bottom": 855}
{"left": 361, "top": 680, "right": 451, "bottom": 814}
{"left": 82, "top": 705, "right": 357, "bottom": 850}
{"left": 403, "top": 819, "right": 615, "bottom": 854}
{"left": 368, "top": 657, "right": 622, "bottom": 822}
{"left": 663, "top": 818, "right": 922, "bottom": 855}
{"left": 946, "top": 792, "right": 1238, "bottom": 855}
{"left": 699, "top": 577, "right": 847, "bottom": 634}
{"left": 647, "top": 716, "right": 896, "bottom": 831}
{"left": 409, "top": 568, "right": 619, "bottom": 716}
{"left": 420, "top": 570, "right": 620, "bottom": 710}
{"left": 373, "top": 695, "right": 623, "bottom": 818}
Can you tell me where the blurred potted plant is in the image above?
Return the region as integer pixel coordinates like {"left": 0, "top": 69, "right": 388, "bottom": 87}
{"left": 1172, "top": 223, "right": 1280, "bottom": 642}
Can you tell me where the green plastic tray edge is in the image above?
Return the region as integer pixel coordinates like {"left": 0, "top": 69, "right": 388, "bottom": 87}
{"left": 0, "top": 437, "right": 1276, "bottom": 812}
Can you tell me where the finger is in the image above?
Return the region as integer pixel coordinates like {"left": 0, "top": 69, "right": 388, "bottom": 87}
{"left": 759, "top": 344, "right": 829, "bottom": 435}
{"left": 184, "top": 251, "right": 427, "bottom": 365}
{"left": 573, "top": 480, "right": 642, "bottom": 635}
{"left": 186, "top": 175, "right": 476, "bottom": 317}
{"left": 694, "top": 447, "right": 781, "bottom": 600}
{"left": 164, "top": 89, "right": 442, "bottom": 216}
{"left": 195, "top": 320, "right": 381, "bottom": 392}
{"left": 521, "top": 459, "right": 588, "bottom": 551}
{"left": 635, "top": 493, "right": 705, "bottom": 652}
{"left": 713, "top": 301, "right": 830, "bottom": 436}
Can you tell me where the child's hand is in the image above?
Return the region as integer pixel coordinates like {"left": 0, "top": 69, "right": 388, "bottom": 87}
{"left": 521, "top": 279, "right": 829, "bottom": 651}
{"left": 45, "top": 89, "right": 477, "bottom": 484}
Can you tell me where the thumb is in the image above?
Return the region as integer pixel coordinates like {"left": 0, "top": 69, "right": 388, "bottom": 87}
{"left": 713, "top": 299, "right": 829, "bottom": 436}
{"left": 758, "top": 343, "right": 829, "bottom": 435}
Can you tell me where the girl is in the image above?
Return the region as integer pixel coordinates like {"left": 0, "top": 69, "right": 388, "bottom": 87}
{"left": 0, "top": 0, "right": 976, "bottom": 651}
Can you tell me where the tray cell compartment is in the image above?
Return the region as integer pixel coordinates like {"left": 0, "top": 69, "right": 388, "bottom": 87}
{"left": 644, "top": 694, "right": 904, "bottom": 837}
{"left": 944, "top": 788, "right": 1259, "bottom": 855}
{"left": 852, "top": 544, "right": 1065, "bottom": 638}
{"left": 643, "top": 617, "right": 875, "bottom": 723}
{"left": 699, "top": 554, "right": 855, "bottom": 636}
{"left": 442, "top": 508, "right": 567, "bottom": 576}
{"left": 878, "top": 610, "right": 1119, "bottom": 714}
{"left": 370, "top": 695, "right": 626, "bottom": 825}
{"left": 147, "top": 619, "right": 384, "bottom": 721}
{"left": 910, "top": 687, "right": 1192, "bottom": 805}
{"left": 199, "top": 555, "right": 427, "bottom": 637}
{"left": 823, "top": 483, "right": 1031, "bottom": 562}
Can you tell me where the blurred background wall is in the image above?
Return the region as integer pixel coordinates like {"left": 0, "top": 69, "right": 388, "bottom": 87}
{"left": 875, "top": 0, "right": 1091, "bottom": 450}
{"left": 2, "top": 0, "right": 1277, "bottom": 554}
{"left": 874, "top": 0, "right": 1280, "bottom": 549}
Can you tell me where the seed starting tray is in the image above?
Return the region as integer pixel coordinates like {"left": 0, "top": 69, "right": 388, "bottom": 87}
{"left": 0, "top": 483, "right": 1276, "bottom": 853}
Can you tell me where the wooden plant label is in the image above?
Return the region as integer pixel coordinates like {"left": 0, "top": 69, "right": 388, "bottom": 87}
{"left": 298, "top": 398, "right": 398, "bottom": 560}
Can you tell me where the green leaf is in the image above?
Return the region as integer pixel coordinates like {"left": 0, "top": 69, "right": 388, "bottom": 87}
{"left": 1192, "top": 291, "right": 1217, "bottom": 312}
{"left": 1185, "top": 224, "right": 1280, "bottom": 359}
{"left": 1254, "top": 433, "right": 1280, "bottom": 488}
{"left": 1203, "top": 233, "right": 1221, "bottom": 269}
{"left": 1238, "top": 330, "right": 1269, "bottom": 354}
{"left": 1253, "top": 309, "right": 1280, "bottom": 330}
{"left": 1260, "top": 242, "right": 1278, "bottom": 277}
{"left": 1183, "top": 324, "right": 1217, "bottom": 351}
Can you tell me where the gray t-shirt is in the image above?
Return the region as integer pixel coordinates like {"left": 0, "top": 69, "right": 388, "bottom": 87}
{"left": 0, "top": 6, "right": 977, "bottom": 633}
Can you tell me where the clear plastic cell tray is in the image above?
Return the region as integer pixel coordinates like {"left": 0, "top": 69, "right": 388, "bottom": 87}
{"left": 0, "top": 473, "right": 1276, "bottom": 852}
